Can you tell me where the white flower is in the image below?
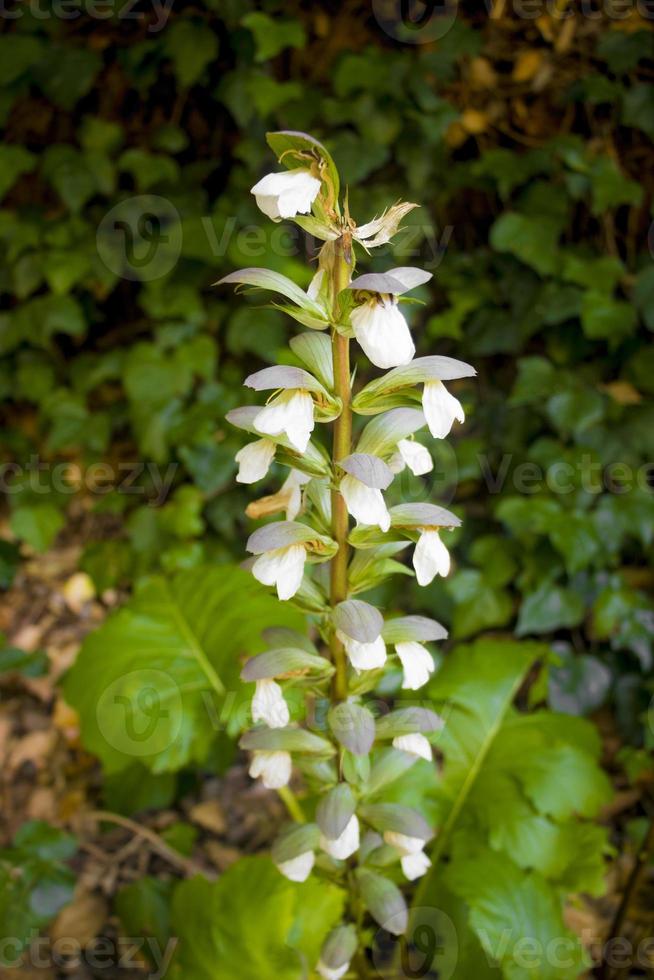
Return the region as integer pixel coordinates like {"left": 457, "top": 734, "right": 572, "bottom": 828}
{"left": 280, "top": 469, "right": 311, "bottom": 521}
{"left": 401, "top": 851, "right": 431, "bottom": 881}
{"left": 336, "top": 629, "right": 387, "bottom": 672}
{"left": 395, "top": 641, "right": 435, "bottom": 691}
{"left": 340, "top": 474, "right": 390, "bottom": 532}
{"left": 390, "top": 439, "right": 433, "bottom": 476}
{"left": 252, "top": 679, "right": 289, "bottom": 728}
{"left": 248, "top": 750, "right": 291, "bottom": 789}
{"left": 251, "top": 168, "right": 321, "bottom": 222}
{"left": 317, "top": 960, "right": 350, "bottom": 980}
{"left": 413, "top": 528, "right": 451, "bottom": 586}
{"left": 235, "top": 438, "right": 276, "bottom": 484}
{"left": 422, "top": 380, "right": 465, "bottom": 439}
{"left": 392, "top": 733, "right": 432, "bottom": 761}
{"left": 254, "top": 389, "right": 314, "bottom": 453}
{"left": 320, "top": 814, "right": 360, "bottom": 860}
{"left": 350, "top": 296, "right": 415, "bottom": 369}
{"left": 277, "top": 850, "right": 315, "bottom": 883}
{"left": 252, "top": 543, "right": 306, "bottom": 600}
{"left": 383, "top": 830, "right": 425, "bottom": 855}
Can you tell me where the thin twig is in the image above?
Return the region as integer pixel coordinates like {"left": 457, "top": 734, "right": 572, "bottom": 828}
{"left": 83, "top": 809, "right": 212, "bottom": 878}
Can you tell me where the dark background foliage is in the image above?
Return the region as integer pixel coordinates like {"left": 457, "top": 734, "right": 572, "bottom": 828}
{"left": 1, "top": 3, "right": 653, "bottom": 757}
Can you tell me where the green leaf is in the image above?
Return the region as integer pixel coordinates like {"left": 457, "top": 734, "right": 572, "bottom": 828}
{"left": 0, "top": 644, "right": 48, "bottom": 678}
{"left": 0, "top": 823, "right": 76, "bottom": 963}
{"left": 581, "top": 290, "right": 637, "bottom": 343}
{"left": 242, "top": 13, "right": 306, "bottom": 62}
{"left": 168, "top": 857, "right": 345, "bottom": 979}
{"left": 115, "top": 877, "right": 173, "bottom": 954}
{"left": 444, "top": 841, "right": 588, "bottom": 980}
{"left": 634, "top": 265, "right": 654, "bottom": 331}
{"left": 622, "top": 83, "right": 654, "bottom": 139}
{"left": 64, "top": 565, "right": 305, "bottom": 774}
{"left": 548, "top": 647, "right": 612, "bottom": 716}
{"left": 0, "top": 145, "right": 36, "bottom": 200}
{"left": 10, "top": 503, "right": 64, "bottom": 552}
{"left": 589, "top": 157, "right": 643, "bottom": 215}
{"left": 516, "top": 584, "right": 585, "bottom": 636}
{"left": 163, "top": 19, "right": 218, "bottom": 88}
{"left": 490, "top": 212, "right": 561, "bottom": 276}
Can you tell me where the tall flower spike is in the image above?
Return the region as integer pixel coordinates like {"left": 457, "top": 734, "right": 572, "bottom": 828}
{"left": 221, "top": 131, "right": 474, "bottom": 966}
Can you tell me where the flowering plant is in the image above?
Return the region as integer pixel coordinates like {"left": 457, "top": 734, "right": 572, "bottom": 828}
{"left": 221, "top": 131, "right": 475, "bottom": 976}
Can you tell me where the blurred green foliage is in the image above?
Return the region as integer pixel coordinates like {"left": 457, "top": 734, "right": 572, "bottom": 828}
{"left": 0, "top": 1, "right": 652, "bottom": 747}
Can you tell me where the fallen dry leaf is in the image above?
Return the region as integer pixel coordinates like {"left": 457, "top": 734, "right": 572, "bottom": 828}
{"left": 513, "top": 49, "right": 544, "bottom": 83}
{"left": 49, "top": 886, "right": 108, "bottom": 947}
{"left": 62, "top": 572, "right": 96, "bottom": 614}
{"left": 189, "top": 799, "right": 227, "bottom": 834}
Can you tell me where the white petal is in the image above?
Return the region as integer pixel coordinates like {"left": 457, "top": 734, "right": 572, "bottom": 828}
{"left": 395, "top": 641, "right": 435, "bottom": 691}
{"left": 401, "top": 851, "right": 431, "bottom": 881}
{"left": 317, "top": 960, "right": 350, "bottom": 980}
{"left": 336, "top": 630, "right": 387, "bottom": 672}
{"left": 251, "top": 169, "right": 321, "bottom": 221}
{"left": 277, "top": 850, "right": 315, "bottom": 883}
{"left": 320, "top": 815, "right": 360, "bottom": 860}
{"left": 392, "top": 733, "right": 432, "bottom": 761}
{"left": 235, "top": 438, "right": 276, "bottom": 484}
{"left": 248, "top": 750, "right": 291, "bottom": 789}
{"left": 413, "top": 529, "right": 450, "bottom": 586}
{"left": 253, "top": 193, "right": 282, "bottom": 221}
{"left": 281, "top": 468, "right": 311, "bottom": 520}
{"left": 252, "top": 679, "right": 289, "bottom": 729}
{"left": 254, "top": 389, "right": 315, "bottom": 453}
{"left": 350, "top": 297, "right": 415, "bottom": 369}
{"left": 252, "top": 543, "right": 306, "bottom": 600}
{"left": 340, "top": 474, "right": 390, "bottom": 532}
{"left": 383, "top": 830, "right": 425, "bottom": 855}
{"left": 422, "top": 380, "right": 465, "bottom": 439}
{"left": 397, "top": 439, "right": 433, "bottom": 476}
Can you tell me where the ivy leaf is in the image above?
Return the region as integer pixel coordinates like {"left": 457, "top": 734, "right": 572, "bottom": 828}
{"left": 241, "top": 12, "right": 306, "bottom": 62}
{"left": 168, "top": 856, "right": 345, "bottom": 978}
{"left": 548, "top": 646, "right": 612, "bottom": 716}
{"left": 581, "top": 290, "right": 637, "bottom": 343}
{"left": 63, "top": 565, "right": 305, "bottom": 774}
{"left": 0, "top": 146, "right": 36, "bottom": 201}
{"left": 516, "top": 584, "right": 585, "bottom": 636}
{"left": 490, "top": 212, "right": 561, "bottom": 276}
{"left": 163, "top": 20, "right": 218, "bottom": 88}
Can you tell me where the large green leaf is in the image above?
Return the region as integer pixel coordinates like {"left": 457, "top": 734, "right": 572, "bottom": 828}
{"left": 167, "top": 856, "right": 345, "bottom": 980}
{"left": 444, "top": 841, "right": 588, "bottom": 980}
{"left": 412, "top": 641, "right": 610, "bottom": 978}
{"left": 64, "top": 565, "right": 304, "bottom": 774}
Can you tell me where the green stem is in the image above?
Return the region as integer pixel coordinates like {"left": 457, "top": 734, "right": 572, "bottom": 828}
{"left": 277, "top": 785, "right": 306, "bottom": 824}
{"left": 329, "top": 246, "right": 352, "bottom": 702}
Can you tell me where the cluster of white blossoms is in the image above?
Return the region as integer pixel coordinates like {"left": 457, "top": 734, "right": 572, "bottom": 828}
{"left": 222, "top": 131, "right": 475, "bottom": 976}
